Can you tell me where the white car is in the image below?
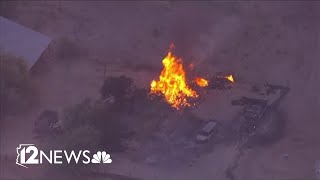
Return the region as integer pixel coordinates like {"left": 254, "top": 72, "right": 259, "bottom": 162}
{"left": 196, "top": 120, "right": 218, "bottom": 143}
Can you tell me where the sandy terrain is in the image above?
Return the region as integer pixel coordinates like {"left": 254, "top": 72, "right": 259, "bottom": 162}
{"left": 1, "top": 1, "right": 320, "bottom": 180}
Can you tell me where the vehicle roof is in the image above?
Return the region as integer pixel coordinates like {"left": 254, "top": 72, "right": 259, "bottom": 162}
{"left": 202, "top": 121, "right": 217, "bottom": 133}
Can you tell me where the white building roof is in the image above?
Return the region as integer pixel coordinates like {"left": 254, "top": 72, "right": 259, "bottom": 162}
{"left": 0, "top": 16, "right": 51, "bottom": 70}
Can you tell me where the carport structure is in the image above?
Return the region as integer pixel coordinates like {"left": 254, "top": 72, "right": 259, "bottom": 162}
{"left": 0, "top": 16, "right": 51, "bottom": 70}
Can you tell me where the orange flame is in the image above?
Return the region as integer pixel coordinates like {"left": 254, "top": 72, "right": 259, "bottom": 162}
{"left": 195, "top": 77, "right": 209, "bottom": 87}
{"left": 225, "top": 75, "right": 235, "bottom": 83}
{"left": 150, "top": 44, "right": 200, "bottom": 109}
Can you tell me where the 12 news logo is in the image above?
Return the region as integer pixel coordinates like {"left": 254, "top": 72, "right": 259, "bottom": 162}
{"left": 16, "top": 144, "right": 112, "bottom": 168}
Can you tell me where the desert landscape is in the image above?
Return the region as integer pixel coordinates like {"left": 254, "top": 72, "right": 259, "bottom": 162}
{"left": 1, "top": 1, "right": 320, "bottom": 180}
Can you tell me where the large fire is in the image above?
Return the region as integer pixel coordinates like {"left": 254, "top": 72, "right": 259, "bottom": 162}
{"left": 150, "top": 44, "right": 206, "bottom": 109}
{"left": 150, "top": 44, "right": 236, "bottom": 109}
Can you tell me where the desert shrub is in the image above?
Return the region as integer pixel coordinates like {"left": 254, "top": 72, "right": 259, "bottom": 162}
{"left": 54, "top": 37, "right": 83, "bottom": 61}
{"left": 99, "top": 75, "right": 168, "bottom": 116}
{"left": 39, "top": 124, "right": 101, "bottom": 173}
{"left": 100, "top": 75, "right": 134, "bottom": 101}
{"left": 63, "top": 98, "right": 95, "bottom": 130}
{"left": 39, "top": 75, "right": 137, "bottom": 163}
{"left": 61, "top": 98, "right": 129, "bottom": 152}
{"left": 37, "top": 97, "right": 130, "bottom": 173}
{"left": 0, "top": 54, "right": 36, "bottom": 115}
{"left": 41, "top": 125, "right": 100, "bottom": 152}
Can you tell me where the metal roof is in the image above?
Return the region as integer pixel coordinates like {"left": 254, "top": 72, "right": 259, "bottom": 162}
{"left": 0, "top": 16, "right": 51, "bottom": 70}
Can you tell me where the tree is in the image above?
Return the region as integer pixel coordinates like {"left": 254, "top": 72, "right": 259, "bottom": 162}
{"left": 37, "top": 97, "right": 129, "bottom": 174}
{"left": 100, "top": 75, "right": 134, "bottom": 102}
{"left": 61, "top": 98, "right": 129, "bottom": 152}
{"left": 0, "top": 54, "right": 36, "bottom": 115}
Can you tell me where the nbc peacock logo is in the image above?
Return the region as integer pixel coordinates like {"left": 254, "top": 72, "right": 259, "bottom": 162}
{"left": 91, "top": 151, "right": 112, "bottom": 164}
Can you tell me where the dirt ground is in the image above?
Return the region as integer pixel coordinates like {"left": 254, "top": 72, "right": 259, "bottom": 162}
{"left": 1, "top": 1, "right": 320, "bottom": 180}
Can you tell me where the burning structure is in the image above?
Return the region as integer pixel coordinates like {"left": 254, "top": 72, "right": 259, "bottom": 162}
{"left": 150, "top": 44, "right": 208, "bottom": 109}
{"left": 150, "top": 43, "right": 234, "bottom": 110}
{"left": 148, "top": 43, "right": 289, "bottom": 150}
{"left": 209, "top": 74, "right": 235, "bottom": 90}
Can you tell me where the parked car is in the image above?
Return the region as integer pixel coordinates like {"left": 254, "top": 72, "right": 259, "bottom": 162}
{"left": 196, "top": 120, "right": 218, "bottom": 143}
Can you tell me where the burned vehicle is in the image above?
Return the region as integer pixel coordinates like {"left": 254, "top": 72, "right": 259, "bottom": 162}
{"left": 33, "top": 110, "right": 62, "bottom": 138}
{"left": 209, "top": 76, "right": 233, "bottom": 90}
{"left": 209, "top": 73, "right": 235, "bottom": 90}
{"left": 232, "top": 84, "right": 289, "bottom": 135}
